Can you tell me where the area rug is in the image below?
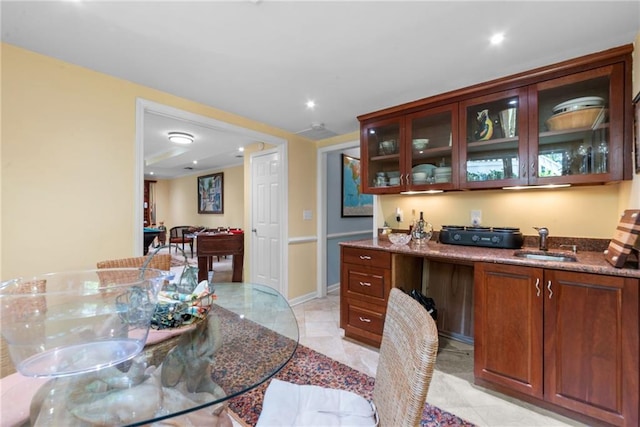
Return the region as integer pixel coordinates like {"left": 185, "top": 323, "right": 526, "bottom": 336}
{"left": 228, "top": 344, "right": 476, "bottom": 426}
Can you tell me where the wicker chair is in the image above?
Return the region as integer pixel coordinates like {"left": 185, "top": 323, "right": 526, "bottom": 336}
{"left": 257, "top": 288, "right": 439, "bottom": 426}
{"left": 96, "top": 253, "right": 172, "bottom": 271}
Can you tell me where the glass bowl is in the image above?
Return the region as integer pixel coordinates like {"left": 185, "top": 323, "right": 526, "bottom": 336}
{"left": 0, "top": 268, "right": 166, "bottom": 377}
{"left": 388, "top": 233, "right": 412, "bottom": 245}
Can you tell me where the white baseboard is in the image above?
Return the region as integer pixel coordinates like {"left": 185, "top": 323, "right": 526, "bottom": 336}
{"left": 289, "top": 283, "right": 341, "bottom": 306}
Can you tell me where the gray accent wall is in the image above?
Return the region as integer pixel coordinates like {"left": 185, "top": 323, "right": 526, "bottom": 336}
{"left": 326, "top": 150, "right": 373, "bottom": 286}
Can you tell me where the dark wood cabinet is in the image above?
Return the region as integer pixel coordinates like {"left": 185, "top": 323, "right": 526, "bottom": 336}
{"left": 474, "top": 263, "right": 544, "bottom": 397}
{"left": 340, "top": 246, "right": 422, "bottom": 347}
{"left": 358, "top": 44, "right": 633, "bottom": 193}
{"left": 543, "top": 270, "right": 638, "bottom": 426}
{"left": 475, "top": 262, "right": 639, "bottom": 426}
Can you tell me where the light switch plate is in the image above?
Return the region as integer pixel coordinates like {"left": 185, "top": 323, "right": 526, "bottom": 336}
{"left": 303, "top": 209, "right": 313, "bottom": 220}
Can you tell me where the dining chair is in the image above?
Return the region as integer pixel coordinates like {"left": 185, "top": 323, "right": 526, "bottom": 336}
{"left": 96, "top": 253, "right": 172, "bottom": 271}
{"left": 256, "top": 288, "right": 439, "bottom": 427}
{"left": 169, "top": 226, "right": 195, "bottom": 257}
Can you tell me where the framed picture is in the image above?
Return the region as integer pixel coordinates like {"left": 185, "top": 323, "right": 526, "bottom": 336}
{"left": 634, "top": 91, "right": 640, "bottom": 174}
{"left": 341, "top": 154, "right": 373, "bottom": 217}
{"left": 198, "top": 172, "right": 224, "bottom": 214}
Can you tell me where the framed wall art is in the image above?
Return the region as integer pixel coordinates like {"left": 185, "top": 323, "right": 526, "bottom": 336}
{"left": 198, "top": 172, "right": 224, "bottom": 214}
{"left": 634, "top": 91, "right": 640, "bottom": 174}
{"left": 341, "top": 154, "right": 373, "bottom": 217}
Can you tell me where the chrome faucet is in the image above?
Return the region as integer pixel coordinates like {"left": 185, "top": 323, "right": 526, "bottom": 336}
{"left": 533, "top": 227, "right": 549, "bottom": 251}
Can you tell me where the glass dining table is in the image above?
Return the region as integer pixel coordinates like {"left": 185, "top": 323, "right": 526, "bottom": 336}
{"left": 17, "top": 283, "right": 299, "bottom": 426}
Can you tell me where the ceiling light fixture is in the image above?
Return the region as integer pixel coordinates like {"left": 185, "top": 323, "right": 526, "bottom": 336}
{"left": 490, "top": 33, "right": 505, "bottom": 45}
{"left": 168, "top": 132, "right": 194, "bottom": 145}
{"left": 306, "top": 100, "right": 316, "bottom": 109}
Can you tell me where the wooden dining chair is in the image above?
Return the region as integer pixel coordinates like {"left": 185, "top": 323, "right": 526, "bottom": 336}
{"left": 256, "top": 288, "right": 439, "bottom": 426}
{"left": 169, "top": 226, "right": 195, "bottom": 257}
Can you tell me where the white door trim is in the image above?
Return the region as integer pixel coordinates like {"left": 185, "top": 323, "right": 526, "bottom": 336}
{"left": 315, "top": 140, "right": 379, "bottom": 298}
{"left": 135, "top": 98, "right": 288, "bottom": 288}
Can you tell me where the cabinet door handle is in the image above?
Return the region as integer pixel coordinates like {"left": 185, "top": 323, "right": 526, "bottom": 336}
{"left": 358, "top": 317, "right": 371, "bottom": 323}
{"left": 359, "top": 281, "right": 372, "bottom": 287}
{"left": 359, "top": 255, "right": 371, "bottom": 260}
{"left": 400, "top": 174, "right": 404, "bottom": 186}
{"left": 530, "top": 162, "right": 537, "bottom": 178}
{"left": 521, "top": 162, "right": 527, "bottom": 178}
{"left": 547, "top": 280, "right": 553, "bottom": 299}
{"left": 535, "top": 278, "right": 541, "bottom": 297}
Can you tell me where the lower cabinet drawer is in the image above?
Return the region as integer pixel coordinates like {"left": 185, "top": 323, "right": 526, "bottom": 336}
{"left": 347, "top": 270, "right": 385, "bottom": 299}
{"left": 347, "top": 304, "right": 385, "bottom": 336}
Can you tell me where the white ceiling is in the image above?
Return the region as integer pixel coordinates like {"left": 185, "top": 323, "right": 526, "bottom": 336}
{"left": 2, "top": 1, "right": 639, "bottom": 179}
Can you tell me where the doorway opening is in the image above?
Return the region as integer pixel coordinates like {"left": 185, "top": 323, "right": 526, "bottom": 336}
{"left": 135, "top": 98, "right": 288, "bottom": 292}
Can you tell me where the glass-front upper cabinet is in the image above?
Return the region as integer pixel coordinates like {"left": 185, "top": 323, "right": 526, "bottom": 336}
{"left": 459, "top": 89, "right": 528, "bottom": 189}
{"left": 361, "top": 117, "right": 404, "bottom": 194}
{"left": 405, "top": 104, "right": 458, "bottom": 190}
{"left": 529, "top": 64, "right": 624, "bottom": 184}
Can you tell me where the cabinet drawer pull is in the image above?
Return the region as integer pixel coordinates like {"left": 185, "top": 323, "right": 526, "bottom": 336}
{"left": 358, "top": 317, "right": 371, "bottom": 323}
{"left": 535, "top": 278, "right": 541, "bottom": 297}
{"left": 359, "top": 281, "right": 372, "bottom": 287}
{"left": 359, "top": 255, "right": 372, "bottom": 260}
{"left": 547, "top": 280, "right": 553, "bottom": 299}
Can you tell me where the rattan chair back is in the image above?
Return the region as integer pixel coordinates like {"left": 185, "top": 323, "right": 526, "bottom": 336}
{"left": 372, "top": 288, "right": 439, "bottom": 426}
{"left": 96, "top": 254, "right": 171, "bottom": 271}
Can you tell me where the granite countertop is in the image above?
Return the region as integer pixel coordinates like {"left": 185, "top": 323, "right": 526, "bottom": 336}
{"left": 341, "top": 238, "right": 640, "bottom": 279}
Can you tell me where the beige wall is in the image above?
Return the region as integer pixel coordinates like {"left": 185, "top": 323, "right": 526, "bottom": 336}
{"left": 1, "top": 44, "right": 317, "bottom": 298}
{"left": 380, "top": 185, "right": 622, "bottom": 238}
{"left": 159, "top": 165, "right": 244, "bottom": 231}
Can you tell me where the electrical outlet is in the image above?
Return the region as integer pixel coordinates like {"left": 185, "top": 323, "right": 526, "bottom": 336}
{"left": 470, "top": 210, "right": 482, "bottom": 226}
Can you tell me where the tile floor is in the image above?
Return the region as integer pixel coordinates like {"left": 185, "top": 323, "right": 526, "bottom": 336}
{"left": 292, "top": 289, "right": 588, "bottom": 427}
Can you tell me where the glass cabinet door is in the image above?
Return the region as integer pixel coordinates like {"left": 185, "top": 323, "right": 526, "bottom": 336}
{"left": 530, "top": 64, "right": 623, "bottom": 184}
{"left": 406, "top": 104, "right": 457, "bottom": 189}
{"left": 459, "top": 89, "right": 528, "bottom": 188}
{"left": 361, "top": 117, "right": 403, "bottom": 193}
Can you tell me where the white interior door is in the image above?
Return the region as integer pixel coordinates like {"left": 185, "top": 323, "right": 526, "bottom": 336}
{"left": 250, "top": 150, "right": 283, "bottom": 294}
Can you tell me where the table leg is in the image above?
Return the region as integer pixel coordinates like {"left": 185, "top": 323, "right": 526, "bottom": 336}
{"left": 197, "top": 256, "right": 208, "bottom": 283}
{"left": 231, "top": 254, "right": 243, "bottom": 282}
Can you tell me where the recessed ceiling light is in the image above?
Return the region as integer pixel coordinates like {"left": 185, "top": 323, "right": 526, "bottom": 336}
{"left": 306, "top": 100, "right": 316, "bottom": 109}
{"left": 150, "top": 171, "right": 154, "bottom": 175}
{"left": 490, "top": 33, "right": 505, "bottom": 45}
{"left": 168, "top": 132, "right": 194, "bottom": 144}
{"left": 238, "top": 147, "right": 245, "bottom": 152}
{"left": 193, "top": 160, "right": 198, "bottom": 165}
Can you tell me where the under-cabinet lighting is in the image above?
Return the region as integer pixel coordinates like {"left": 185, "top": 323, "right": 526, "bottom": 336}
{"left": 502, "top": 184, "right": 571, "bottom": 190}
{"left": 400, "top": 190, "right": 444, "bottom": 195}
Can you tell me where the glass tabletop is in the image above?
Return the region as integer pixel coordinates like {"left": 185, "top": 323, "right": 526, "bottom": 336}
{"left": 21, "top": 282, "right": 299, "bottom": 426}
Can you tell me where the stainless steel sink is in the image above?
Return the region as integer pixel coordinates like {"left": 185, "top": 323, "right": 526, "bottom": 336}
{"left": 513, "top": 251, "right": 577, "bottom": 263}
